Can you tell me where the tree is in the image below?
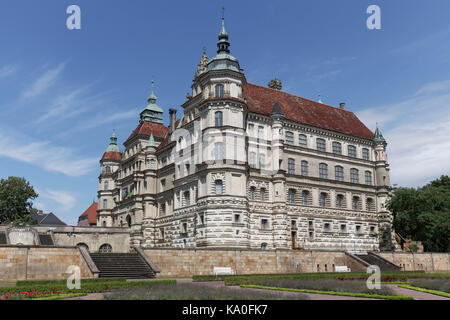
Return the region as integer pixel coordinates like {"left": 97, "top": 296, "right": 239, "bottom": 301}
{"left": 0, "top": 177, "right": 38, "bottom": 225}
{"left": 387, "top": 175, "right": 450, "bottom": 252}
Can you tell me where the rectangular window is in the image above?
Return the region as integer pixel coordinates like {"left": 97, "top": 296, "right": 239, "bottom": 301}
{"left": 365, "top": 171, "right": 372, "bottom": 185}
{"left": 352, "top": 196, "right": 359, "bottom": 210}
{"left": 260, "top": 188, "right": 266, "bottom": 201}
{"left": 316, "top": 138, "right": 326, "bottom": 152}
{"left": 286, "top": 131, "right": 294, "bottom": 145}
{"left": 199, "top": 213, "right": 204, "bottom": 225}
{"left": 356, "top": 225, "right": 362, "bottom": 233}
{"left": 161, "top": 179, "right": 166, "bottom": 191}
{"left": 248, "top": 123, "right": 254, "bottom": 137}
{"left": 336, "top": 194, "right": 344, "bottom": 208}
{"left": 340, "top": 224, "right": 347, "bottom": 232}
{"left": 249, "top": 152, "right": 256, "bottom": 168}
{"left": 184, "top": 191, "right": 190, "bottom": 206}
{"left": 249, "top": 187, "right": 255, "bottom": 200}
{"left": 162, "top": 157, "right": 167, "bottom": 166}
{"left": 350, "top": 169, "right": 359, "bottom": 184}
{"left": 299, "top": 134, "right": 307, "bottom": 148}
{"left": 320, "top": 192, "right": 327, "bottom": 207}
{"left": 324, "top": 223, "right": 330, "bottom": 232}
{"left": 215, "top": 180, "right": 223, "bottom": 195}
{"left": 261, "top": 219, "right": 268, "bottom": 230}
{"left": 234, "top": 214, "right": 240, "bottom": 223}
{"left": 301, "top": 190, "right": 309, "bottom": 205}
{"left": 259, "top": 154, "right": 265, "bottom": 170}
{"left": 319, "top": 163, "right": 328, "bottom": 179}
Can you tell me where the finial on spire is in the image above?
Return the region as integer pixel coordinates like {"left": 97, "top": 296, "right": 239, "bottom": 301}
{"left": 222, "top": 6, "right": 225, "bottom": 20}
{"left": 318, "top": 94, "right": 323, "bottom": 103}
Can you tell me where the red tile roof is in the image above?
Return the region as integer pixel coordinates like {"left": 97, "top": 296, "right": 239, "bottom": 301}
{"left": 244, "top": 83, "right": 373, "bottom": 140}
{"left": 156, "top": 119, "right": 181, "bottom": 151}
{"left": 101, "top": 151, "right": 122, "bottom": 161}
{"left": 78, "top": 202, "right": 98, "bottom": 226}
{"left": 126, "top": 121, "right": 168, "bottom": 143}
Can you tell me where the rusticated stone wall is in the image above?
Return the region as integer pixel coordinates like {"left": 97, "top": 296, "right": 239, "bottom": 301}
{"left": 0, "top": 246, "right": 95, "bottom": 281}
{"left": 143, "top": 248, "right": 366, "bottom": 277}
{"left": 378, "top": 252, "right": 449, "bottom": 272}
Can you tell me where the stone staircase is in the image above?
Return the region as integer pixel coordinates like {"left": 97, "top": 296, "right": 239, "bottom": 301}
{"left": 89, "top": 253, "right": 156, "bottom": 279}
{"left": 354, "top": 252, "right": 401, "bottom": 271}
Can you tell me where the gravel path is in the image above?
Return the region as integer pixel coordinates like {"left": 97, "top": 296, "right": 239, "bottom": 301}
{"left": 384, "top": 284, "right": 449, "bottom": 301}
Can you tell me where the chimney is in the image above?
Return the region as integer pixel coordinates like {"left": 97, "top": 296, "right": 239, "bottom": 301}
{"left": 339, "top": 102, "right": 346, "bottom": 110}
{"left": 38, "top": 210, "right": 43, "bottom": 215}
{"left": 268, "top": 79, "right": 282, "bottom": 91}
{"left": 169, "top": 108, "right": 177, "bottom": 133}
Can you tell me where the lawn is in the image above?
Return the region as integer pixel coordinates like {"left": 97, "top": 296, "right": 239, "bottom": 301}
{"left": 407, "top": 278, "right": 450, "bottom": 294}
{"left": 104, "top": 282, "right": 307, "bottom": 300}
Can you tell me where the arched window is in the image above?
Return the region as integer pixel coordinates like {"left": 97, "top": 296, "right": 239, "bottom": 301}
{"left": 332, "top": 142, "right": 342, "bottom": 155}
{"left": 105, "top": 166, "right": 111, "bottom": 174}
{"left": 352, "top": 196, "right": 360, "bottom": 210}
{"left": 365, "top": 171, "right": 372, "bottom": 185}
{"left": 249, "top": 152, "right": 256, "bottom": 168}
{"left": 76, "top": 243, "right": 89, "bottom": 252}
{"left": 319, "top": 163, "right": 328, "bottom": 179}
{"left": 348, "top": 145, "right": 357, "bottom": 158}
{"left": 215, "top": 180, "right": 223, "bottom": 195}
{"left": 362, "top": 148, "right": 370, "bottom": 160}
{"left": 249, "top": 186, "right": 256, "bottom": 200}
{"left": 350, "top": 168, "right": 359, "bottom": 184}
{"left": 299, "top": 134, "right": 307, "bottom": 148}
{"left": 301, "top": 161, "right": 308, "bottom": 176}
{"left": 316, "top": 138, "right": 326, "bottom": 152}
{"left": 335, "top": 166, "right": 344, "bottom": 181}
{"left": 288, "top": 158, "right": 295, "bottom": 174}
{"left": 99, "top": 244, "right": 112, "bottom": 253}
{"left": 103, "top": 199, "right": 107, "bottom": 209}
{"left": 215, "top": 84, "right": 224, "bottom": 98}
{"left": 301, "top": 190, "right": 309, "bottom": 205}
{"left": 126, "top": 215, "right": 131, "bottom": 227}
{"left": 285, "top": 131, "right": 294, "bottom": 144}
{"left": 104, "top": 181, "right": 109, "bottom": 190}
{"left": 215, "top": 111, "right": 223, "bottom": 126}
{"left": 288, "top": 189, "right": 296, "bottom": 204}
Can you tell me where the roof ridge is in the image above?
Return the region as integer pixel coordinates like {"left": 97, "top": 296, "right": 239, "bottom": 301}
{"left": 246, "top": 82, "right": 353, "bottom": 114}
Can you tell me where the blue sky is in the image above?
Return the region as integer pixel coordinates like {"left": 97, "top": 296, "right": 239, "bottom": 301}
{"left": 1, "top": 0, "right": 450, "bottom": 225}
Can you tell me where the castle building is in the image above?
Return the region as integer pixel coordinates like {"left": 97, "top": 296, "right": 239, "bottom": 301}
{"left": 97, "top": 17, "right": 396, "bottom": 252}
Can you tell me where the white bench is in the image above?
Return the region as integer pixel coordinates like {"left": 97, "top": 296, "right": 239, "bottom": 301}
{"left": 213, "top": 267, "right": 235, "bottom": 276}
{"left": 334, "top": 266, "right": 351, "bottom": 272}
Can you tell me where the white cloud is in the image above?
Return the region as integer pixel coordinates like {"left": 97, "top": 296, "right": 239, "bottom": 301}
{"left": 21, "top": 63, "right": 65, "bottom": 99}
{"left": 0, "top": 65, "right": 18, "bottom": 78}
{"left": 356, "top": 80, "right": 450, "bottom": 187}
{"left": 38, "top": 189, "right": 76, "bottom": 212}
{"left": 0, "top": 128, "right": 97, "bottom": 177}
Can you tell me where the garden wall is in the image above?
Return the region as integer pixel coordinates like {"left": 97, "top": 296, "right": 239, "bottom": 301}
{"left": 378, "top": 252, "right": 450, "bottom": 272}
{"left": 143, "top": 248, "right": 367, "bottom": 277}
{"left": 0, "top": 246, "right": 95, "bottom": 281}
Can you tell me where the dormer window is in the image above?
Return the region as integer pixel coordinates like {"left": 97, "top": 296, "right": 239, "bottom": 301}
{"left": 215, "top": 84, "right": 224, "bottom": 98}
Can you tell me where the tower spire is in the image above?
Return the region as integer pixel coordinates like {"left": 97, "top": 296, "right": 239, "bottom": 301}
{"left": 217, "top": 7, "right": 230, "bottom": 54}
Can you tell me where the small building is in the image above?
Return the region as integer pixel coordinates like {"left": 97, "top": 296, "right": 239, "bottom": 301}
{"left": 30, "top": 210, "right": 67, "bottom": 226}
{"left": 77, "top": 202, "right": 98, "bottom": 226}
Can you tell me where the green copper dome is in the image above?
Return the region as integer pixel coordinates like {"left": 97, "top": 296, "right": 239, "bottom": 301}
{"left": 105, "top": 130, "right": 121, "bottom": 152}
{"left": 373, "top": 126, "right": 386, "bottom": 143}
{"left": 140, "top": 80, "right": 164, "bottom": 123}
{"left": 207, "top": 16, "right": 241, "bottom": 72}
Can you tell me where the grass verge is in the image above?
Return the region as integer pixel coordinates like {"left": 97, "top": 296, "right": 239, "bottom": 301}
{"left": 398, "top": 285, "right": 450, "bottom": 298}
{"left": 31, "top": 293, "right": 88, "bottom": 300}
{"left": 240, "top": 285, "right": 414, "bottom": 300}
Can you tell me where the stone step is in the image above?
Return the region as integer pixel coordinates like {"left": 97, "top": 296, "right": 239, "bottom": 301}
{"left": 89, "top": 252, "right": 156, "bottom": 279}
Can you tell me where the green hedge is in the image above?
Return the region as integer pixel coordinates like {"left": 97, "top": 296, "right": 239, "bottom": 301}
{"left": 1, "top": 279, "right": 175, "bottom": 296}
{"left": 241, "top": 285, "right": 414, "bottom": 300}
{"left": 398, "top": 285, "right": 450, "bottom": 298}
{"left": 16, "top": 278, "right": 127, "bottom": 287}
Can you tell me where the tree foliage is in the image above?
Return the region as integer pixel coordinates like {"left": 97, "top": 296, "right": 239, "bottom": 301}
{"left": 388, "top": 175, "right": 450, "bottom": 252}
{"left": 0, "top": 177, "right": 38, "bottom": 225}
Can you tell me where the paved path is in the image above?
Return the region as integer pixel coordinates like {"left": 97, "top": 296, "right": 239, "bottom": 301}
{"left": 63, "top": 293, "right": 104, "bottom": 300}
{"left": 385, "top": 284, "right": 449, "bottom": 301}
{"left": 191, "top": 281, "right": 379, "bottom": 300}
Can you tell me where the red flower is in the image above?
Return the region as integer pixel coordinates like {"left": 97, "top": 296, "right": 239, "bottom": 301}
{"left": 4, "top": 295, "right": 9, "bottom": 300}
